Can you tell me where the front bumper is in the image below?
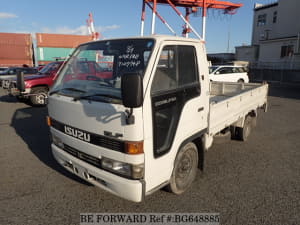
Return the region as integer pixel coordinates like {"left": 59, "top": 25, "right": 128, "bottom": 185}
{"left": 1, "top": 79, "right": 11, "bottom": 89}
{"left": 52, "top": 144, "right": 144, "bottom": 202}
{"left": 8, "top": 87, "right": 31, "bottom": 96}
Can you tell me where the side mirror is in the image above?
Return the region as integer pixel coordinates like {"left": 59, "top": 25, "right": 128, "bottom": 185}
{"left": 215, "top": 71, "right": 220, "bottom": 75}
{"left": 121, "top": 73, "right": 143, "bottom": 108}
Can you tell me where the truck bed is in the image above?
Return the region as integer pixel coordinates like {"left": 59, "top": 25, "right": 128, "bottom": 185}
{"left": 208, "top": 82, "right": 268, "bottom": 135}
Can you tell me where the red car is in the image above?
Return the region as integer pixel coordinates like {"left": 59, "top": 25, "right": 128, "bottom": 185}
{"left": 8, "top": 60, "right": 112, "bottom": 106}
{"left": 8, "top": 61, "right": 65, "bottom": 105}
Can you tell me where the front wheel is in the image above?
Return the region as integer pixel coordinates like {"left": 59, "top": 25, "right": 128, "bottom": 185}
{"left": 16, "top": 95, "right": 29, "bottom": 103}
{"left": 167, "top": 142, "right": 199, "bottom": 195}
{"left": 30, "top": 87, "right": 48, "bottom": 106}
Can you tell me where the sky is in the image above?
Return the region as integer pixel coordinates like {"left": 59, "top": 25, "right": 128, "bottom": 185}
{"left": 0, "top": 0, "right": 277, "bottom": 53}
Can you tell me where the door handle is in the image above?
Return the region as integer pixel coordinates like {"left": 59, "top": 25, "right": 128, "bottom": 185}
{"left": 198, "top": 107, "right": 204, "bottom": 112}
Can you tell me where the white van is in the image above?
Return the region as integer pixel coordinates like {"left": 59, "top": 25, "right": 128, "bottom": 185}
{"left": 209, "top": 65, "right": 249, "bottom": 83}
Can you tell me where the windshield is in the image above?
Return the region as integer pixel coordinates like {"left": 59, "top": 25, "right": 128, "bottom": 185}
{"left": 39, "top": 62, "right": 62, "bottom": 75}
{"left": 51, "top": 38, "right": 155, "bottom": 103}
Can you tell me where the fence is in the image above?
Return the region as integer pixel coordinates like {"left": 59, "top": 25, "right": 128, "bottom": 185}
{"left": 250, "top": 60, "right": 300, "bottom": 70}
{"left": 249, "top": 68, "right": 300, "bottom": 84}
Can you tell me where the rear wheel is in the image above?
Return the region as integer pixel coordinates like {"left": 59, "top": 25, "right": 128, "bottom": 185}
{"left": 30, "top": 87, "right": 48, "bottom": 106}
{"left": 167, "top": 142, "right": 198, "bottom": 195}
{"left": 238, "top": 79, "right": 244, "bottom": 83}
{"left": 236, "top": 116, "right": 253, "bottom": 141}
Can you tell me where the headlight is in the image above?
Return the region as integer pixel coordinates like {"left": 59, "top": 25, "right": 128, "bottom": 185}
{"left": 52, "top": 134, "right": 64, "bottom": 149}
{"left": 101, "top": 157, "right": 144, "bottom": 179}
{"left": 24, "top": 81, "right": 29, "bottom": 88}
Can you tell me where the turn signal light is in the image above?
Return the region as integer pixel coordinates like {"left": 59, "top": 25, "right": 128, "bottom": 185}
{"left": 46, "top": 116, "right": 52, "bottom": 127}
{"left": 125, "top": 141, "right": 144, "bottom": 154}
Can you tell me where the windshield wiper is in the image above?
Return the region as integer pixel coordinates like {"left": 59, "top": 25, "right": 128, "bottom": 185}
{"left": 73, "top": 93, "right": 121, "bottom": 102}
{"left": 49, "top": 87, "right": 86, "bottom": 96}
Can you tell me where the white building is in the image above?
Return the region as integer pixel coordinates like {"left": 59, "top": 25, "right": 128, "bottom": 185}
{"left": 236, "top": 0, "right": 300, "bottom": 69}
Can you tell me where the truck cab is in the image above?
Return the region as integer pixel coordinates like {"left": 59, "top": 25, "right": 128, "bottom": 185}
{"left": 47, "top": 36, "right": 267, "bottom": 202}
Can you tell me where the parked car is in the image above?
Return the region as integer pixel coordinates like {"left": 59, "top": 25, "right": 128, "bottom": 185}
{"left": 209, "top": 65, "right": 249, "bottom": 83}
{"left": 0, "top": 67, "right": 37, "bottom": 76}
{"left": 7, "top": 60, "right": 111, "bottom": 106}
{"left": 36, "top": 65, "right": 45, "bottom": 71}
{"left": 0, "top": 67, "right": 8, "bottom": 72}
{"left": 5, "top": 61, "right": 64, "bottom": 105}
{"left": 0, "top": 67, "right": 38, "bottom": 87}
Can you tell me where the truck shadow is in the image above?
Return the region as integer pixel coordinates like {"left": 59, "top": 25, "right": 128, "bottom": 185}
{"left": 10, "top": 106, "right": 91, "bottom": 186}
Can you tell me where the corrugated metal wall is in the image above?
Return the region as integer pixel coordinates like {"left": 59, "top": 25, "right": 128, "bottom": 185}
{"left": 0, "top": 33, "right": 93, "bottom": 66}
{"left": 36, "top": 33, "right": 92, "bottom": 48}
{"left": 0, "top": 33, "right": 34, "bottom": 67}
{"left": 36, "top": 33, "right": 92, "bottom": 64}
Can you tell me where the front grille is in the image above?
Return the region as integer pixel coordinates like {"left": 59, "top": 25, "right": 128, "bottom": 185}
{"left": 51, "top": 119, "right": 125, "bottom": 153}
{"left": 94, "top": 136, "right": 124, "bottom": 152}
{"left": 63, "top": 144, "right": 101, "bottom": 169}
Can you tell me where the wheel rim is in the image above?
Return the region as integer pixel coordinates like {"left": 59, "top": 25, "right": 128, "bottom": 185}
{"left": 244, "top": 118, "right": 251, "bottom": 138}
{"left": 35, "top": 92, "right": 46, "bottom": 105}
{"left": 175, "top": 149, "right": 195, "bottom": 190}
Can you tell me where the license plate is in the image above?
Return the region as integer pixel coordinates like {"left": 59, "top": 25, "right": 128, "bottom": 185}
{"left": 66, "top": 161, "right": 89, "bottom": 180}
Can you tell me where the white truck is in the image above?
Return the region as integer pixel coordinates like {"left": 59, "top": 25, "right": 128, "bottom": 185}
{"left": 47, "top": 36, "right": 268, "bottom": 202}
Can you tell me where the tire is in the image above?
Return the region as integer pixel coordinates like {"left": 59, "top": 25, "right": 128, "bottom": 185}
{"left": 236, "top": 116, "right": 252, "bottom": 141}
{"left": 167, "top": 142, "right": 199, "bottom": 195}
{"left": 251, "top": 116, "right": 257, "bottom": 128}
{"left": 238, "top": 79, "right": 244, "bottom": 83}
{"left": 230, "top": 125, "right": 237, "bottom": 140}
{"left": 30, "top": 87, "right": 48, "bottom": 106}
{"left": 16, "top": 96, "right": 29, "bottom": 103}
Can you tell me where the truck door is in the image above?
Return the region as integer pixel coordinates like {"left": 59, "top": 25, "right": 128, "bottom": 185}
{"left": 143, "top": 44, "right": 208, "bottom": 192}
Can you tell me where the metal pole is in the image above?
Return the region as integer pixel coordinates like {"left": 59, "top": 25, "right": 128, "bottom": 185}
{"left": 184, "top": 8, "right": 190, "bottom": 38}
{"left": 165, "top": 0, "right": 202, "bottom": 40}
{"left": 227, "top": 24, "right": 230, "bottom": 53}
{"left": 141, "top": 0, "right": 146, "bottom": 36}
{"left": 151, "top": 0, "right": 157, "bottom": 35}
{"left": 297, "top": 32, "right": 300, "bottom": 53}
{"left": 202, "top": 0, "right": 207, "bottom": 41}
{"left": 146, "top": 2, "right": 176, "bottom": 36}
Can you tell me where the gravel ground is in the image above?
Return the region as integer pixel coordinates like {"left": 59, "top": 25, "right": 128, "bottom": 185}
{"left": 0, "top": 85, "right": 299, "bottom": 225}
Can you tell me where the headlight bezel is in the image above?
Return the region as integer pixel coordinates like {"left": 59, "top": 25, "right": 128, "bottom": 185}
{"left": 101, "top": 157, "right": 144, "bottom": 180}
